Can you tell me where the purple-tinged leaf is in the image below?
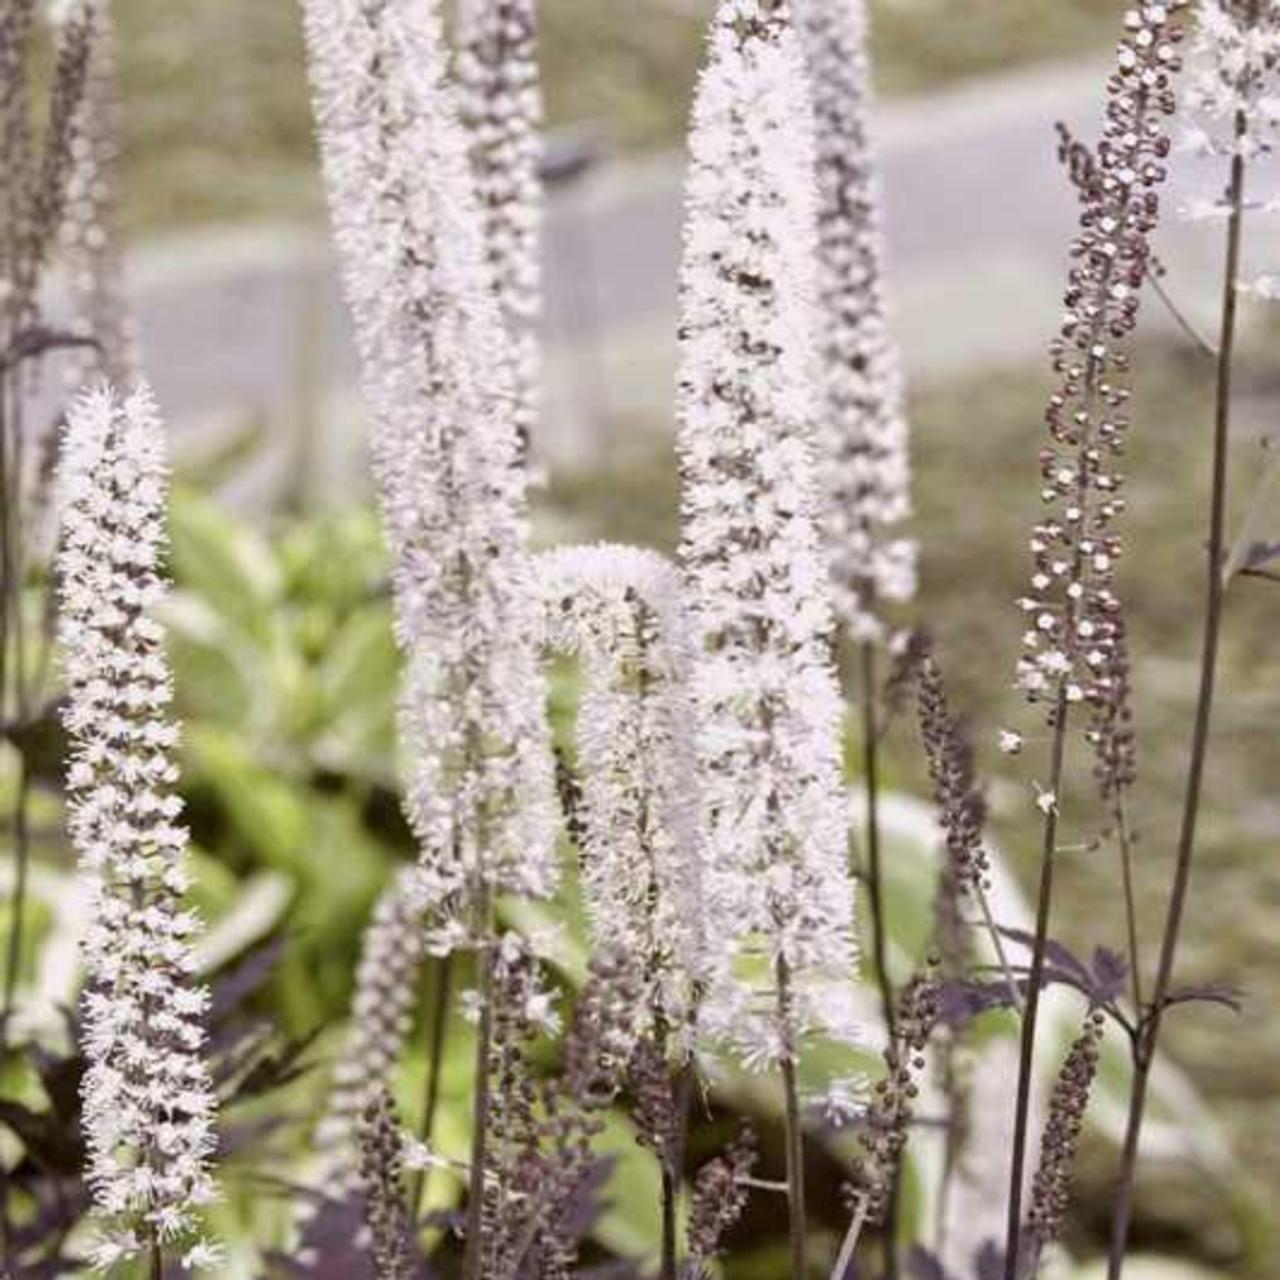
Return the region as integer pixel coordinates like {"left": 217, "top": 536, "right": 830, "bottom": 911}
{"left": 995, "top": 927, "right": 1092, "bottom": 985}
{"left": 1245, "top": 540, "right": 1280, "bottom": 569}
{"left": 1163, "top": 981, "right": 1244, "bottom": 1013}
{"left": 1090, "top": 946, "right": 1129, "bottom": 1006}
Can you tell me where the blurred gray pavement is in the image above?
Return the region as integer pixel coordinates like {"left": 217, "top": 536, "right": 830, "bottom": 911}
{"left": 43, "top": 56, "right": 1270, "bottom": 493}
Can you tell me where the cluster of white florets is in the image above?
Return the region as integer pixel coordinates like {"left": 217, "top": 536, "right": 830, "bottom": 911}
{"left": 537, "top": 544, "right": 708, "bottom": 1032}
{"left": 301, "top": 0, "right": 557, "bottom": 913}
{"left": 57, "top": 384, "right": 220, "bottom": 1271}
{"left": 799, "top": 0, "right": 914, "bottom": 640}
{"left": 1184, "top": 0, "right": 1280, "bottom": 156}
{"left": 677, "top": 0, "right": 861, "bottom": 1067}
{"left": 456, "top": 0, "right": 543, "bottom": 457}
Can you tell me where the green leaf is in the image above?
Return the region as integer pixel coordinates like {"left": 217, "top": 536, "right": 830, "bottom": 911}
{"left": 184, "top": 724, "right": 309, "bottom": 871}
{"left": 168, "top": 488, "right": 282, "bottom": 642}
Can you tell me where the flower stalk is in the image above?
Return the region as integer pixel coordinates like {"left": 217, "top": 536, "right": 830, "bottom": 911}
{"left": 1108, "top": 6, "right": 1264, "bottom": 1267}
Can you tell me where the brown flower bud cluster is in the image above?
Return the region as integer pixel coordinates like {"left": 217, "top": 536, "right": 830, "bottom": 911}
{"left": 917, "top": 651, "right": 992, "bottom": 897}
{"left": 356, "top": 1088, "right": 413, "bottom": 1280}
{"left": 847, "top": 967, "right": 941, "bottom": 1226}
{"left": 1025, "top": 1011, "right": 1105, "bottom": 1248}
{"left": 685, "top": 1128, "right": 758, "bottom": 1277}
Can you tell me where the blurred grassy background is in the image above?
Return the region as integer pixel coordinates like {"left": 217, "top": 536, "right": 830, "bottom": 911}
{"left": 111, "top": 0, "right": 1126, "bottom": 230}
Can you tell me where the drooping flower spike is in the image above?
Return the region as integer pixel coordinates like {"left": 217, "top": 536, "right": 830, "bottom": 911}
{"left": 536, "top": 543, "right": 708, "bottom": 1033}
{"left": 57, "top": 383, "right": 220, "bottom": 1271}
{"left": 677, "top": 0, "right": 860, "bottom": 1067}
{"left": 301, "top": 0, "right": 558, "bottom": 915}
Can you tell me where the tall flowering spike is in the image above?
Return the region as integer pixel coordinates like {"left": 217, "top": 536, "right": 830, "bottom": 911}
{"left": 0, "top": 0, "right": 36, "bottom": 334}
{"left": 56, "top": 383, "right": 219, "bottom": 1272}
{"left": 316, "top": 866, "right": 428, "bottom": 1172}
{"left": 1015, "top": 4, "right": 1185, "bottom": 744}
{"left": 7, "top": 0, "right": 91, "bottom": 327}
{"left": 54, "top": 0, "right": 138, "bottom": 386}
{"left": 676, "top": 0, "right": 860, "bottom": 1066}
{"left": 798, "top": 0, "right": 914, "bottom": 639}
{"left": 456, "top": 0, "right": 543, "bottom": 460}
{"left": 301, "top": 0, "right": 558, "bottom": 910}
{"left": 536, "top": 544, "right": 707, "bottom": 1032}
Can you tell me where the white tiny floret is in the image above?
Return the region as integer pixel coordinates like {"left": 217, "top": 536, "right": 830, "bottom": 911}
{"left": 57, "top": 383, "right": 218, "bottom": 1264}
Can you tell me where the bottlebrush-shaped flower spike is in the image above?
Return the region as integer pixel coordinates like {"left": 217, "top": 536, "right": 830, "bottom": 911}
{"left": 456, "top": 0, "right": 544, "bottom": 461}
{"left": 798, "top": 0, "right": 914, "bottom": 639}
{"left": 536, "top": 544, "right": 707, "bottom": 1032}
{"left": 56, "top": 383, "right": 219, "bottom": 1270}
{"left": 677, "top": 0, "right": 860, "bottom": 1066}
{"left": 301, "top": 0, "right": 557, "bottom": 911}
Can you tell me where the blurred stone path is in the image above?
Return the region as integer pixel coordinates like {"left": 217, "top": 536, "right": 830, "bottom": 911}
{"left": 44, "top": 56, "right": 1261, "bottom": 494}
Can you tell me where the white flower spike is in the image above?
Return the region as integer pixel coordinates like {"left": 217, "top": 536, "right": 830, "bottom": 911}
{"left": 799, "top": 0, "right": 915, "bottom": 639}
{"left": 301, "top": 0, "right": 558, "bottom": 913}
{"left": 57, "top": 383, "right": 219, "bottom": 1268}
{"left": 677, "top": 0, "right": 861, "bottom": 1067}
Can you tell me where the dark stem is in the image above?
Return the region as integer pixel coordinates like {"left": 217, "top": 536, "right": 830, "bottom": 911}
{"left": 1106, "top": 96, "right": 1250, "bottom": 1280}
{"left": 860, "top": 642, "right": 895, "bottom": 1041}
{"left": 660, "top": 1156, "right": 678, "bottom": 1280}
{"left": 150, "top": 1231, "right": 163, "bottom": 1280}
{"left": 1, "top": 754, "right": 31, "bottom": 1030}
{"left": 858, "top": 640, "right": 899, "bottom": 1280}
{"left": 409, "top": 952, "right": 453, "bottom": 1216}
{"left": 1113, "top": 794, "right": 1144, "bottom": 1012}
{"left": 776, "top": 958, "right": 807, "bottom": 1280}
{"left": 659, "top": 1021, "right": 697, "bottom": 1280}
{"left": 934, "top": 1036, "right": 959, "bottom": 1253}
{"left": 462, "top": 890, "right": 495, "bottom": 1280}
{"left": 1002, "top": 687, "right": 1070, "bottom": 1280}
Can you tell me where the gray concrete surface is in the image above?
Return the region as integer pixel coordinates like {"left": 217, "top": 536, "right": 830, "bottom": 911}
{"left": 38, "top": 56, "right": 1275, "bottom": 492}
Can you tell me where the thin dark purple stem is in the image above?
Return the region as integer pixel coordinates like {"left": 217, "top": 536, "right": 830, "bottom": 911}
{"left": 462, "top": 890, "right": 494, "bottom": 1280}
{"left": 1107, "top": 93, "right": 1250, "bottom": 1280}
{"left": 1003, "top": 687, "right": 1069, "bottom": 1280}
{"left": 410, "top": 952, "right": 453, "bottom": 1216}
{"left": 776, "top": 957, "right": 807, "bottom": 1280}
{"left": 859, "top": 640, "right": 899, "bottom": 1280}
